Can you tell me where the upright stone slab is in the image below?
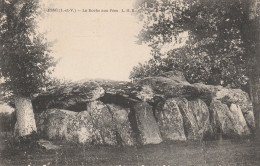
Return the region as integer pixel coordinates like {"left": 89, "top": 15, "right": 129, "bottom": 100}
{"left": 188, "top": 99, "right": 212, "bottom": 139}
{"left": 86, "top": 101, "right": 117, "bottom": 145}
{"left": 107, "top": 104, "right": 135, "bottom": 146}
{"left": 155, "top": 99, "right": 186, "bottom": 141}
{"left": 36, "top": 109, "right": 77, "bottom": 141}
{"left": 229, "top": 104, "right": 250, "bottom": 135}
{"left": 175, "top": 98, "right": 211, "bottom": 140}
{"left": 133, "top": 102, "right": 162, "bottom": 145}
{"left": 214, "top": 88, "right": 255, "bottom": 130}
{"left": 209, "top": 100, "right": 250, "bottom": 137}
{"left": 75, "top": 110, "right": 96, "bottom": 144}
{"left": 174, "top": 98, "right": 198, "bottom": 140}
{"left": 36, "top": 101, "right": 118, "bottom": 145}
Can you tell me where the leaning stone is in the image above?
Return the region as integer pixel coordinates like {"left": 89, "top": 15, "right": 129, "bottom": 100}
{"left": 86, "top": 101, "right": 117, "bottom": 145}
{"left": 155, "top": 99, "right": 186, "bottom": 141}
{"left": 175, "top": 98, "right": 211, "bottom": 140}
{"left": 133, "top": 102, "right": 162, "bottom": 145}
{"left": 210, "top": 100, "right": 236, "bottom": 137}
{"left": 212, "top": 87, "right": 255, "bottom": 130}
{"left": 107, "top": 104, "right": 135, "bottom": 146}
{"left": 229, "top": 104, "right": 251, "bottom": 136}
{"left": 188, "top": 99, "right": 212, "bottom": 139}
{"left": 209, "top": 100, "right": 251, "bottom": 137}
{"left": 243, "top": 111, "right": 255, "bottom": 131}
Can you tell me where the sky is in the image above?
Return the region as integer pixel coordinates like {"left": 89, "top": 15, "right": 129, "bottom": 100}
{"left": 39, "top": 0, "right": 151, "bottom": 81}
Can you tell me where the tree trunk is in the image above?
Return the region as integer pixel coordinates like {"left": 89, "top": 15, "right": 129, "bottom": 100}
{"left": 253, "top": 102, "right": 260, "bottom": 139}
{"left": 249, "top": 68, "right": 260, "bottom": 140}
{"left": 247, "top": 0, "right": 260, "bottom": 141}
{"left": 14, "top": 96, "right": 37, "bottom": 137}
{"left": 252, "top": 52, "right": 260, "bottom": 140}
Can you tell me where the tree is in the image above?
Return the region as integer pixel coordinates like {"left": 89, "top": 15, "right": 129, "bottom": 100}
{"left": 133, "top": 0, "right": 250, "bottom": 89}
{"left": 133, "top": 0, "right": 260, "bottom": 140}
{"left": 247, "top": 0, "right": 260, "bottom": 140}
{"left": 0, "top": 0, "right": 56, "bottom": 137}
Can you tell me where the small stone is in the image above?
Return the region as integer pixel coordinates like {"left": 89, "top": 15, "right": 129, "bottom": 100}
{"left": 37, "top": 139, "right": 60, "bottom": 150}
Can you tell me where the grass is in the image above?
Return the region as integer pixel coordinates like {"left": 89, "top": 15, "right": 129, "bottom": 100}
{"left": 0, "top": 136, "right": 260, "bottom": 166}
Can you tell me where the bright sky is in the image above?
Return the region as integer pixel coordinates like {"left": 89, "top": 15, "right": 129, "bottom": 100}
{"left": 39, "top": 0, "right": 151, "bottom": 81}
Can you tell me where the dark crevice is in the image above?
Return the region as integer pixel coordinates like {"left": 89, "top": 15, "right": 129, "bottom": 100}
{"left": 66, "top": 102, "right": 88, "bottom": 112}
{"left": 106, "top": 105, "right": 123, "bottom": 146}
{"left": 128, "top": 106, "right": 142, "bottom": 146}
{"left": 99, "top": 93, "right": 139, "bottom": 108}
{"left": 152, "top": 100, "right": 165, "bottom": 123}
{"left": 102, "top": 96, "right": 142, "bottom": 145}
{"left": 177, "top": 102, "right": 190, "bottom": 139}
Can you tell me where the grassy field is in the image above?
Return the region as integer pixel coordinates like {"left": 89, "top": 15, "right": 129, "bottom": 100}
{"left": 0, "top": 137, "right": 260, "bottom": 166}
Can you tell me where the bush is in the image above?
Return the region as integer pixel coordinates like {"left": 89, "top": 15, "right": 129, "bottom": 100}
{"left": 0, "top": 111, "right": 16, "bottom": 133}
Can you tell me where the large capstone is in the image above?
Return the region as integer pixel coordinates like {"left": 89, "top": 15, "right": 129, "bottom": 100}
{"left": 33, "top": 81, "right": 105, "bottom": 112}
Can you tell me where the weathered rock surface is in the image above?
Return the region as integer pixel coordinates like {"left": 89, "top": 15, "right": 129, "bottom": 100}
{"left": 229, "top": 104, "right": 251, "bottom": 135}
{"left": 132, "top": 102, "right": 162, "bottom": 145}
{"left": 188, "top": 99, "right": 212, "bottom": 139}
{"left": 93, "top": 80, "right": 137, "bottom": 97}
{"left": 209, "top": 100, "right": 250, "bottom": 137}
{"left": 36, "top": 102, "right": 134, "bottom": 145}
{"left": 106, "top": 104, "right": 135, "bottom": 146}
{"left": 36, "top": 109, "right": 76, "bottom": 141}
{"left": 33, "top": 81, "right": 105, "bottom": 112}
{"left": 135, "top": 75, "right": 254, "bottom": 132}
{"left": 174, "top": 98, "right": 211, "bottom": 140}
{"left": 214, "top": 88, "right": 255, "bottom": 130}
{"left": 30, "top": 71, "right": 255, "bottom": 146}
{"left": 136, "top": 85, "right": 154, "bottom": 102}
{"left": 155, "top": 99, "right": 186, "bottom": 141}
{"left": 192, "top": 83, "right": 255, "bottom": 129}
{"left": 136, "top": 77, "right": 200, "bottom": 100}
{"left": 85, "top": 101, "right": 117, "bottom": 145}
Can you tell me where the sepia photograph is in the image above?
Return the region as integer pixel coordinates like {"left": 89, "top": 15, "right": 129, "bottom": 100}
{"left": 0, "top": 0, "right": 260, "bottom": 165}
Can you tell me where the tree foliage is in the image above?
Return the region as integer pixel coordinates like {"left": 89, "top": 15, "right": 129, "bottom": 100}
{"left": 0, "top": 0, "right": 56, "bottom": 97}
{"left": 131, "top": 0, "right": 259, "bottom": 91}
